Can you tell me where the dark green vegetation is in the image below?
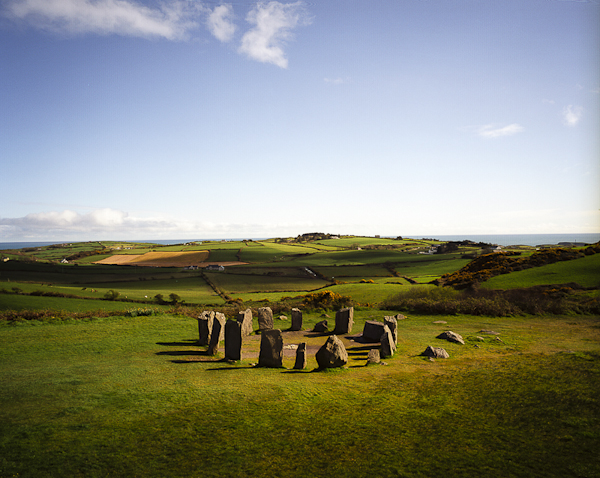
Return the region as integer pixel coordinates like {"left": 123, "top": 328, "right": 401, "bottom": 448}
{"left": 1, "top": 236, "right": 599, "bottom": 476}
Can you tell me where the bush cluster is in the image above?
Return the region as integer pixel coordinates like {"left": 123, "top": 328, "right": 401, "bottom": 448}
{"left": 302, "top": 290, "right": 353, "bottom": 311}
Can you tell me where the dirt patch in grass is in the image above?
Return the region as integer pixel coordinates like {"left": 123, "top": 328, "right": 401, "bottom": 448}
{"left": 94, "top": 252, "right": 247, "bottom": 268}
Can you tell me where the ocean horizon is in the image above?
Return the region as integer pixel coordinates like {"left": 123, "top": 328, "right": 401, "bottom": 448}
{"left": 1, "top": 233, "right": 599, "bottom": 251}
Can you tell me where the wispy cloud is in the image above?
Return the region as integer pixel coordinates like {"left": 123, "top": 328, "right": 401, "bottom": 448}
{"left": 0, "top": 209, "right": 316, "bottom": 241}
{"left": 324, "top": 77, "right": 350, "bottom": 85}
{"left": 207, "top": 4, "right": 235, "bottom": 42}
{"left": 477, "top": 123, "right": 524, "bottom": 138}
{"left": 239, "top": 1, "right": 311, "bottom": 68}
{"left": 562, "top": 105, "right": 583, "bottom": 127}
{"left": 4, "top": 0, "right": 203, "bottom": 40}
{"left": 0, "top": 209, "right": 179, "bottom": 240}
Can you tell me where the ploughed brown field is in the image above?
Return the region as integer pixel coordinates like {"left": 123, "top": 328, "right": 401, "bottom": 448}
{"left": 94, "top": 251, "right": 245, "bottom": 267}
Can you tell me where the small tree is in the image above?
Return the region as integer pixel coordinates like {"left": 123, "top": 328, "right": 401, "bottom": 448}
{"left": 169, "top": 293, "right": 182, "bottom": 305}
{"left": 104, "top": 290, "right": 120, "bottom": 301}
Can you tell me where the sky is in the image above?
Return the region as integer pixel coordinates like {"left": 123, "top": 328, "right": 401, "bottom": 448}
{"left": 1, "top": 0, "right": 599, "bottom": 241}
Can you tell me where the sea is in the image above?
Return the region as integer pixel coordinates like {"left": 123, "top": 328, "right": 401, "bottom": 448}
{"left": 1, "top": 233, "right": 599, "bottom": 250}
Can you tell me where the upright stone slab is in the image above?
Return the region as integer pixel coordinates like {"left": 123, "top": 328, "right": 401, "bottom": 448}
{"left": 237, "top": 308, "right": 253, "bottom": 336}
{"left": 316, "top": 335, "right": 348, "bottom": 369}
{"left": 258, "top": 329, "right": 283, "bottom": 368}
{"left": 334, "top": 307, "right": 354, "bottom": 335}
{"left": 257, "top": 306, "right": 274, "bottom": 331}
{"left": 384, "top": 315, "right": 398, "bottom": 345}
{"left": 291, "top": 308, "right": 303, "bottom": 331}
{"left": 225, "top": 319, "right": 242, "bottom": 361}
{"left": 362, "top": 320, "right": 386, "bottom": 342}
{"left": 294, "top": 342, "right": 307, "bottom": 370}
{"left": 207, "top": 312, "right": 226, "bottom": 356}
{"left": 197, "top": 310, "right": 213, "bottom": 346}
{"left": 380, "top": 325, "right": 396, "bottom": 359}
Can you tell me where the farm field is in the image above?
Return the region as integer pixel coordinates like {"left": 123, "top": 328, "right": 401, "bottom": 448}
{"left": 0, "top": 311, "right": 598, "bottom": 477}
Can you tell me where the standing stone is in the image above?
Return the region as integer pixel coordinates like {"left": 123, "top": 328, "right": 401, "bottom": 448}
{"left": 257, "top": 307, "right": 274, "bottom": 331}
{"left": 384, "top": 315, "right": 398, "bottom": 345}
{"left": 380, "top": 325, "right": 396, "bottom": 359}
{"left": 361, "top": 320, "right": 386, "bottom": 342}
{"left": 367, "top": 349, "right": 381, "bottom": 365}
{"left": 197, "top": 310, "right": 213, "bottom": 345}
{"left": 334, "top": 307, "right": 354, "bottom": 335}
{"left": 237, "top": 308, "right": 253, "bottom": 336}
{"left": 291, "top": 308, "right": 303, "bottom": 331}
{"left": 316, "top": 335, "right": 348, "bottom": 369}
{"left": 207, "top": 312, "right": 226, "bottom": 356}
{"left": 225, "top": 319, "right": 243, "bottom": 361}
{"left": 436, "top": 331, "right": 465, "bottom": 345}
{"left": 258, "top": 329, "right": 284, "bottom": 368}
{"left": 294, "top": 343, "right": 307, "bottom": 370}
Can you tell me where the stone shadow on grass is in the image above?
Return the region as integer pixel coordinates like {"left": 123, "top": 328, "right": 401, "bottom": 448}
{"left": 156, "top": 340, "right": 199, "bottom": 347}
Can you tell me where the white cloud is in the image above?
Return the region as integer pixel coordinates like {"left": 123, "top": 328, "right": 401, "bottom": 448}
{"left": 477, "top": 123, "right": 524, "bottom": 138}
{"left": 562, "top": 105, "right": 583, "bottom": 127}
{"left": 239, "top": 1, "right": 310, "bottom": 68}
{"left": 207, "top": 4, "right": 235, "bottom": 42}
{"left": 324, "top": 77, "right": 349, "bottom": 85}
{"left": 0, "top": 209, "right": 178, "bottom": 240}
{"left": 4, "top": 0, "right": 202, "bottom": 40}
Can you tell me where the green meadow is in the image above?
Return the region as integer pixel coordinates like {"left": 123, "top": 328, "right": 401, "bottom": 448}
{"left": 1, "top": 236, "right": 599, "bottom": 477}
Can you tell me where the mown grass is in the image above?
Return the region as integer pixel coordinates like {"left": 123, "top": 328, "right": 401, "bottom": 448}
{"left": 1, "top": 312, "right": 598, "bottom": 477}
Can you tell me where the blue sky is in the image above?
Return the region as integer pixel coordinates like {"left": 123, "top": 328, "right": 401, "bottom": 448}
{"left": 1, "top": 0, "right": 599, "bottom": 241}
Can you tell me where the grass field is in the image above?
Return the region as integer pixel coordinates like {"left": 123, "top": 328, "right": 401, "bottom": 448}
{"left": 1, "top": 311, "right": 598, "bottom": 477}
{"left": 482, "top": 253, "right": 600, "bottom": 289}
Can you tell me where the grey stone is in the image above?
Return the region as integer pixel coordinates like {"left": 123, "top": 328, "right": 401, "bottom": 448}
{"left": 278, "top": 315, "right": 287, "bottom": 321}
{"left": 421, "top": 346, "right": 449, "bottom": 359}
{"left": 225, "top": 319, "right": 243, "bottom": 361}
{"left": 257, "top": 306, "right": 274, "bottom": 331}
{"left": 294, "top": 342, "right": 307, "bottom": 370}
{"left": 361, "top": 320, "right": 386, "bottom": 342}
{"left": 380, "top": 325, "right": 396, "bottom": 359}
{"left": 207, "top": 312, "right": 226, "bottom": 355}
{"left": 258, "top": 329, "right": 283, "bottom": 368}
{"left": 313, "top": 320, "right": 328, "bottom": 333}
{"left": 395, "top": 313, "right": 406, "bottom": 321}
{"left": 436, "top": 330, "right": 465, "bottom": 345}
{"left": 334, "top": 307, "right": 354, "bottom": 335}
{"left": 197, "top": 310, "right": 213, "bottom": 346}
{"left": 291, "top": 308, "right": 303, "bottom": 331}
{"left": 367, "top": 348, "right": 380, "bottom": 365}
{"left": 316, "top": 335, "right": 348, "bottom": 369}
{"left": 237, "top": 308, "right": 253, "bottom": 336}
{"left": 383, "top": 315, "right": 398, "bottom": 345}
{"left": 480, "top": 329, "right": 500, "bottom": 335}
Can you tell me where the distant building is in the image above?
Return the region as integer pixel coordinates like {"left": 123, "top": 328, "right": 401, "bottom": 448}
{"left": 205, "top": 264, "right": 225, "bottom": 271}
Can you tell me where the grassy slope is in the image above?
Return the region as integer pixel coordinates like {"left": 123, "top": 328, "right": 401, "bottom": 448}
{"left": 482, "top": 253, "right": 600, "bottom": 289}
{"left": 0, "top": 313, "right": 598, "bottom": 477}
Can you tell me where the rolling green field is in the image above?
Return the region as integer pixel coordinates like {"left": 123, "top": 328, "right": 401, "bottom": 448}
{"left": 482, "top": 253, "right": 600, "bottom": 289}
{"left": 1, "top": 236, "right": 599, "bottom": 476}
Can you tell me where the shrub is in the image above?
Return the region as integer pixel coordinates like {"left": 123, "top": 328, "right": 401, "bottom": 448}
{"left": 302, "top": 290, "right": 353, "bottom": 310}
{"left": 104, "top": 290, "right": 120, "bottom": 301}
